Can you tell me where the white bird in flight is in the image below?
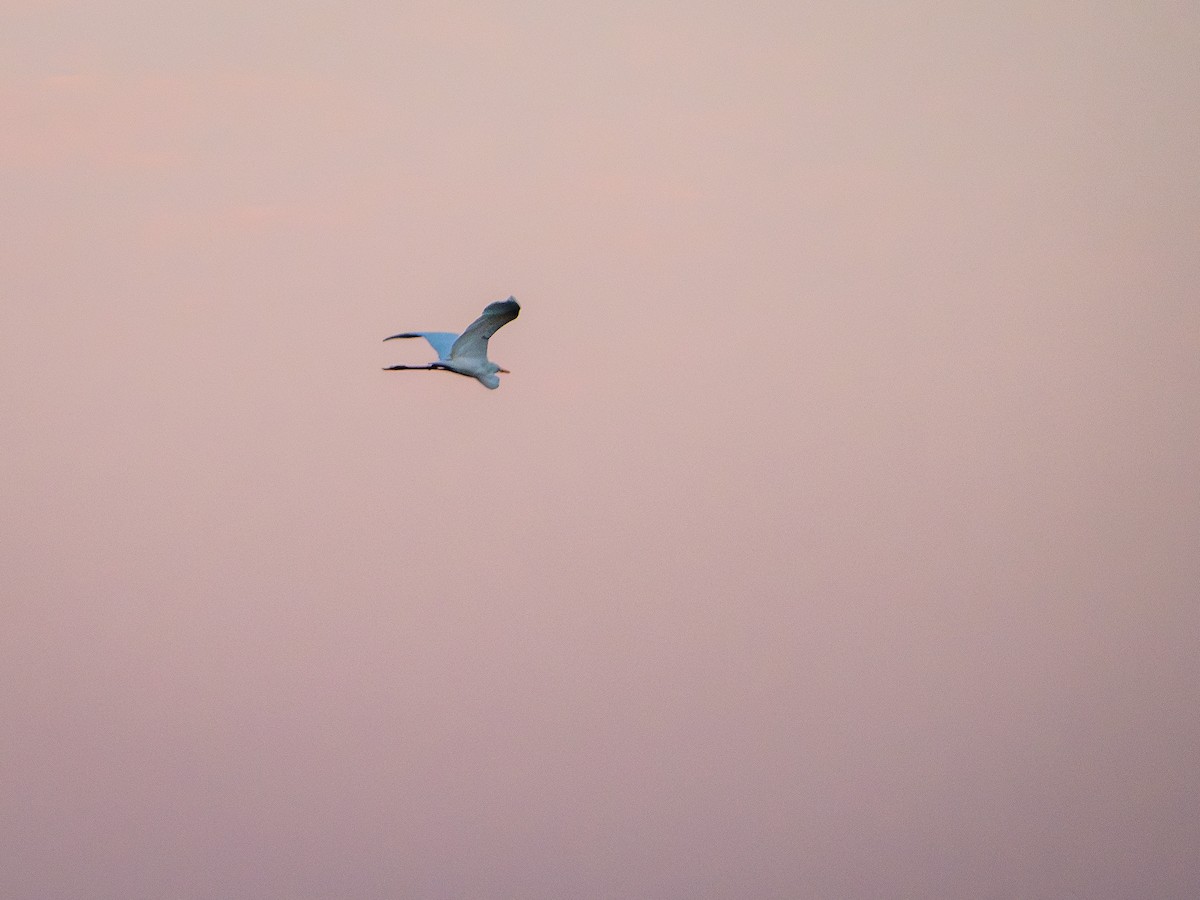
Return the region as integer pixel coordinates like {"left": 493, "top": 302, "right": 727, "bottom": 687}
{"left": 383, "top": 297, "right": 520, "bottom": 389}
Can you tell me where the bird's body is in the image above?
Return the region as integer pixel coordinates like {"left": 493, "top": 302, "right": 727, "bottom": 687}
{"left": 383, "top": 297, "right": 519, "bottom": 389}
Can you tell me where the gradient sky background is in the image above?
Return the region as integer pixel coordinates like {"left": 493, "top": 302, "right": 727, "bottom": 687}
{"left": 3, "top": 2, "right": 1198, "bottom": 898}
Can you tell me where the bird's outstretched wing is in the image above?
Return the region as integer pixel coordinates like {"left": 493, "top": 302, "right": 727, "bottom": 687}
{"left": 450, "top": 298, "right": 520, "bottom": 362}
{"left": 382, "top": 331, "right": 458, "bottom": 361}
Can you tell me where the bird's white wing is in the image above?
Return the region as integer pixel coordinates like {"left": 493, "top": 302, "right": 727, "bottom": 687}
{"left": 449, "top": 298, "right": 520, "bottom": 362}
{"left": 382, "top": 331, "right": 458, "bottom": 361}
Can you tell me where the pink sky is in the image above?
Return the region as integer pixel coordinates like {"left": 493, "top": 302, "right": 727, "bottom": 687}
{"left": 3, "top": 2, "right": 1198, "bottom": 898}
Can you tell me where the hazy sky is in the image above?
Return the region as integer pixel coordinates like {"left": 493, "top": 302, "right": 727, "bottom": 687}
{"left": 3, "top": 2, "right": 1198, "bottom": 898}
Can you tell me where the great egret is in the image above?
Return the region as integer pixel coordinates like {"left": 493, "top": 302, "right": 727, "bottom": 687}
{"left": 382, "top": 297, "right": 520, "bottom": 389}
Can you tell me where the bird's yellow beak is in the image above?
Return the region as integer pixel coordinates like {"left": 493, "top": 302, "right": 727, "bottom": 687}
{"left": 498, "top": 367, "right": 511, "bottom": 374}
